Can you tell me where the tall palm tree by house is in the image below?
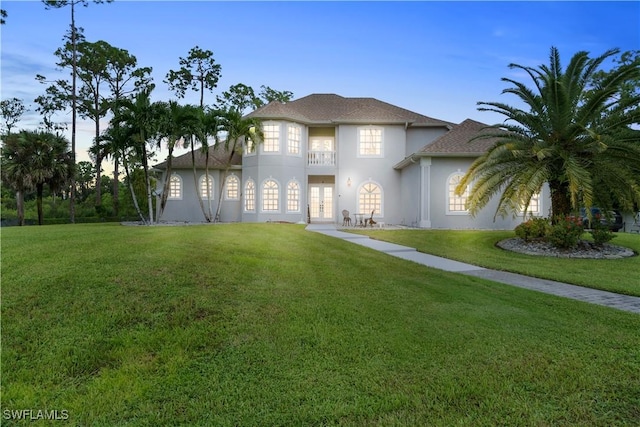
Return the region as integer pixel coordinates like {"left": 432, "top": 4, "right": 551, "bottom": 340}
{"left": 213, "top": 108, "right": 262, "bottom": 222}
{"left": 155, "top": 101, "right": 202, "bottom": 220}
{"left": 99, "top": 123, "right": 146, "bottom": 223}
{"left": 1, "top": 130, "right": 73, "bottom": 225}
{"left": 458, "top": 47, "right": 640, "bottom": 220}
{"left": 111, "top": 88, "right": 159, "bottom": 224}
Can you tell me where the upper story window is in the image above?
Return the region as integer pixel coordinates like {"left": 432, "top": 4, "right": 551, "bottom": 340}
{"left": 287, "top": 125, "right": 301, "bottom": 155}
{"left": 262, "top": 179, "right": 279, "bottom": 212}
{"left": 287, "top": 180, "right": 300, "bottom": 212}
{"left": 263, "top": 123, "right": 280, "bottom": 153}
{"left": 447, "top": 172, "right": 468, "bottom": 214}
{"left": 199, "top": 175, "right": 214, "bottom": 199}
{"left": 358, "top": 181, "right": 382, "bottom": 217}
{"left": 168, "top": 174, "right": 182, "bottom": 199}
{"left": 225, "top": 175, "right": 239, "bottom": 200}
{"left": 244, "top": 179, "right": 255, "bottom": 212}
{"left": 358, "top": 127, "right": 383, "bottom": 157}
{"left": 244, "top": 137, "right": 256, "bottom": 156}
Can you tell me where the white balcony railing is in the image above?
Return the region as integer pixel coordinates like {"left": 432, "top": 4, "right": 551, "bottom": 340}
{"left": 307, "top": 150, "right": 336, "bottom": 166}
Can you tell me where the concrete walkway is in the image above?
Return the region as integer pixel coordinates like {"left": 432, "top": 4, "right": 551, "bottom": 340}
{"left": 307, "top": 224, "right": 640, "bottom": 314}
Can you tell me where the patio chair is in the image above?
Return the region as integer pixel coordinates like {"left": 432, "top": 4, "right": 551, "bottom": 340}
{"left": 342, "top": 210, "right": 352, "bottom": 226}
{"left": 366, "top": 210, "right": 377, "bottom": 227}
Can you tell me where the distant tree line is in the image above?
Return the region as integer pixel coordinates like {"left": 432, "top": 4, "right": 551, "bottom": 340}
{"left": 1, "top": 1, "right": 292, "bottom": 226}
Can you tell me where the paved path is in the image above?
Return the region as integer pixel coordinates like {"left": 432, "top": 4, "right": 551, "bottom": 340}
{"left": 307, "top": 224, "right": 640, "bottom": 314}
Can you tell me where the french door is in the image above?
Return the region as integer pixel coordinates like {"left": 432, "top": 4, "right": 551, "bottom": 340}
{"left": 309, "top": 185, "right": 333, "bottom": 221}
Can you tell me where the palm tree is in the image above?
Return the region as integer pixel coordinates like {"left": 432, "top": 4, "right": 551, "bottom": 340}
{"left": 458, "top": 47, "right": 640, "bottom": 220}
{"left": 2, "top": 132, "right": 31, "bottom": 225}
{"left": 155, "top": 101, "right": 202, "bottom": 220}
{"left": 198, "top": 107, "right": 224, "bottom": 222}
{"left": 213, "top": 108, "right": 262, "bottom": 222}
{"left": 112, "top": 88, "right": 159, "bottom": 224}
{"left": 182, "top": 106, "right": 214, "bottom": 222}
{"left": 1, "top": 130, "right": 73, "bottom": 225}
{"left": 100, "top": 123, "right": 146, "bottom": 223}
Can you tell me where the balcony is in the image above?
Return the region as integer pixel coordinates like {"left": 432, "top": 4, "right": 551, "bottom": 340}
{"left": 307, "top": 150, "right": 336, "bottom": 166}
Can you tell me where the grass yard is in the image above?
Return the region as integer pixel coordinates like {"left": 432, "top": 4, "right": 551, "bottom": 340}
{"left": 351, "top": 229, "right": 640, "bottom": 297}
{"left": 2, "top": 223, "right": 640, "bottom": 426}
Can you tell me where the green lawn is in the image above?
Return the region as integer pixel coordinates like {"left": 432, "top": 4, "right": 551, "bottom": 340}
{"left": 350, "top": 229, "right": 640, "bottom": 297}
{"left": 2, "top": 223, "right": 639, "bottom": 426}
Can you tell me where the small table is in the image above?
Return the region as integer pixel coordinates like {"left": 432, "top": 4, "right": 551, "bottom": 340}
{"left": 353, "top": 213, "right": 367, "bottom": 227}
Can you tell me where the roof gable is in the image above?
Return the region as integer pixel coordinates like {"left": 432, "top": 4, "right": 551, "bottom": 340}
{"left": 247, "top": 93, "right": 453, "bottom": 127}
{"left": 419, "top": 118, "right": 499, "bottom": 155}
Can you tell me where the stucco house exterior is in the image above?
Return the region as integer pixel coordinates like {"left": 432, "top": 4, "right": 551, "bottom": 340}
{"left": 154, "top": 93, "right": 550, "bottom": 228}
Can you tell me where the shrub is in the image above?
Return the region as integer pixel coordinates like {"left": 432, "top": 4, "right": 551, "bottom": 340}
{"left": 547, "top": 216, "right": 584, "bottom": 249}
{"left": 515, "top": 217, "right": 551, "bottom": 241}
{"left": 590, "top": 220, "right": 616, "bottom": 246}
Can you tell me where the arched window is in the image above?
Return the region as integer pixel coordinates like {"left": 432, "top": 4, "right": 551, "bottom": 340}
{"left": 225, "top": 175, "right": 239, "bottom": 200}
{"left": 447, "top": 172, "right": 468, "bottom": 214}
{"left": 358, "top": 181, "right": 382, "bottom": 216}
{"left": 199, "top": 175, "right": 214, "bottom": 199}
{"left": 244, "top": 179, "right": 255, "bottom": 212}
{"left": 287, "top": 180, "right": 300, "bottom": 212}
{"left": 262, "top": 179, "right": 279, "bottom": 211}
{"left": 168, "top": 174, "right": 182, "bottom": 199}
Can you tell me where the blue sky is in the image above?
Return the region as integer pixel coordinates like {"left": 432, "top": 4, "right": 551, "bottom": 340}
{"left": 1, "top": 1, "right": 639, "bottom": 165}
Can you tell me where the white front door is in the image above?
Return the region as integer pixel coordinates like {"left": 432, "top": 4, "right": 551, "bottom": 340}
{"left": 309, "top": 185, "right": 333, "bottom": 221}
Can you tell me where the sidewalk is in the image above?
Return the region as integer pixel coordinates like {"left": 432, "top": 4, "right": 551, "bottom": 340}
{"left": 307, "top": 224, "right": 640, "bottom": 314}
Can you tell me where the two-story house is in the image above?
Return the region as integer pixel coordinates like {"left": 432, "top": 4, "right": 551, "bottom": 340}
{"left": 155, "top": 93, "right": 549, "bottom": 228}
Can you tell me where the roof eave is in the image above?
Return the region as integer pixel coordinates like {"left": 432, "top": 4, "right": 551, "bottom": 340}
{"left": 418, "top": 151, "right": 485, "bottom": 158}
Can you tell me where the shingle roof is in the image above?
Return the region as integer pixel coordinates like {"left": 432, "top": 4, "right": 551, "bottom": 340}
{"left": 419, "top": 118, "right": 499, "bottom": 155}
{"left": 247, "top": 93, "right": 453, "bottom": 127}
{"left": 154, "top": 144, "right": 242, "bottom": 170}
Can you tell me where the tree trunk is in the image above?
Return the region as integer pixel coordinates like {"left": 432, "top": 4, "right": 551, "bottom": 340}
{"left": 36, "top": 183, "right": 44, "bottom": 225}
{"left": 113, "top": 159, "right": 119, "bottom": 216}
{"left": 190, "top": 138, "right": 210, "bottom": 222}
{"left": 205, "top": 150, "right": 213, "bottom": 221}
{"left": 69, "top": 2, "right": 77, "bottom": 224}
{"left": 16, "top": 190, "right": 24, "bottom": 226}
{"left": 157, "top": 147, "right": 174, "bottom": 221}
{"left": 94, "top": 108, "right": 102, "bottom": 209}
{"left": 214, "top": 143, "right": 237, "bottom": 223}
{"left": 141, "top": 142, "right": 154, "bottom": 224}
{"left": 214, "top": 167, "right": 228, "bottom": 223}
{"left": 549, "top": 180, "right": 572, "bottom": 222}
{"left": 121, "top": 148, "right": 147, "bottom": 224}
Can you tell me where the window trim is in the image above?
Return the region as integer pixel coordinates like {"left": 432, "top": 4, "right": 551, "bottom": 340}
{"left": 261, "top": 178, "right": 280, "bottom": 213}
{"left": 199, "top": 174, "right": 214, "bottom": 200}
{"left": 519, "top": 192, "right": 542, "bottom": 217}
{"left": 357, "top": 126, "right": 384, "bottom": 158}
{"left": 446, "top": 172, "right": 469, "bottom": 215}
{"left": 286, "top": 179, "right": 301, "bottom": 213}
{"left": 262, "top": 122, "right": 281, "bottom": 154}
{"left": 244, "top": 178, "right": 256, "bottom": 212}
{"left": 357, "top": 180, "right": 383, "bottom": 217}
{"left": 287, "top": 124, "right": 302, "bottom": 157}
{"left": 244, "top": 137, "right": 256, "bottom": 157}
{"left": 168, "top": 173, "right": 182, "bottom": 200}
{"left": 224, "top": 174, "right": 240, "bottom": 201}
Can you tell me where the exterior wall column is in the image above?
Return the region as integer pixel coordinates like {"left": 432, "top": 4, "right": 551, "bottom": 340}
{"left": 419, "top": 157, "right": 432, "bottom": 228}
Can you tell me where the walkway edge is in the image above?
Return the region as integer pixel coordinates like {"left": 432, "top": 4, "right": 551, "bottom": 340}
{"left": 306, "top": 224, "right": 640, "bottom": 314}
